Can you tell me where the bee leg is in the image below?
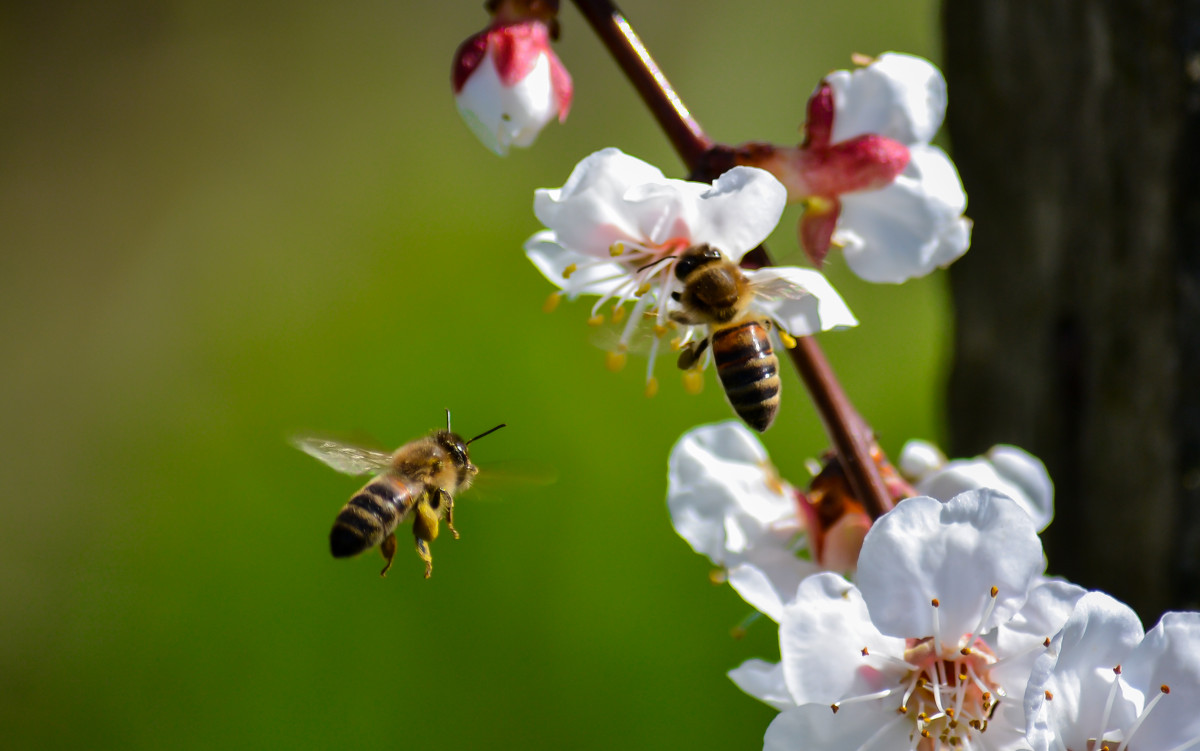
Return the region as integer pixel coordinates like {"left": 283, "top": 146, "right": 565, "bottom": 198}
{"left": 414, "top": 537, "right": 433, "bottom": 579}
{"left": 439, "top": 489, "right": 459, "bottom": 540}
{"left": 379, "top": 532, "right": 398, "bottom": 578}
{"left": 412, "top": 498, "right": 439, "bottom": 579}
{"left": 676, "top": 338, "right": 710, "bottom": 370}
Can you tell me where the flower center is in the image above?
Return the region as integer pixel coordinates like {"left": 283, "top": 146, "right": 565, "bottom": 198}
{"left": 894, "top": 636, "right": 1004, "bottom": 748}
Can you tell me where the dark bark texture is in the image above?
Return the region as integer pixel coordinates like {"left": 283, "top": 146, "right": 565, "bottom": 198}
{"left": 943, "top": 0, "right": 1200, "bottom": 620}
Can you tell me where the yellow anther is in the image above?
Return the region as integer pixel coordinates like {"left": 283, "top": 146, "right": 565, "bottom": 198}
{"left": 609, "top": 242, "right": 625, "bottom": 257}
{"left": 708, "top": 568, "right": 727, "bottom": 585}
{"left": 644, "top": 377, "right": 659, "bottom": 398}
{"left": 653, "top": 324, "right": 669, "bottom": 337}
{"left": 804, "top": 195, "right": 836, "bottom": 214}
{"left": 587, "top": 314, "right": 605, "bottom": 327}
{"left": 605, "top": 351, "right": 627, "bottom": 372}
{"left": 670, "top": 336, "right": 683, "bottom": 351}
{"left": 850, "top": 52, "right": 877, "bottom": 67}
{"left": 635, "top": 282, "right": 651, "bottom": 296}
{"left": 779, "top": 330, "right": 798, "bottom": 349}
{"left": 611, "top": 305, "right": 627, "bottom": 323}
{"left": 542, "top": 292, "right": 562, "bottom": 313}
{"left": 562, "top": 263, "right": 577, "bottom": 279}
{"left": 682, "top": 369, "right": 704, "bottom": 395}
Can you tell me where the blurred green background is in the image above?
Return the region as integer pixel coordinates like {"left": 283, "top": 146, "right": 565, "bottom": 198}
{"left": 0, "top": 1, "right": 948, "bottom": 748}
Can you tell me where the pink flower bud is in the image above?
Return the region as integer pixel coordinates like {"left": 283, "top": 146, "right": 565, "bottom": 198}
{"left": 451, "top": 19, "right": 572, "bottom": 155}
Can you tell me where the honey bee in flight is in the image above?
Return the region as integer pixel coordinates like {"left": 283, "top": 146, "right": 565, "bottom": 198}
{"left": 668, "top": 244, "right": 807, "bottom": 433}
{"left": 293, "top": 413, "right": 505, "bottom": 578}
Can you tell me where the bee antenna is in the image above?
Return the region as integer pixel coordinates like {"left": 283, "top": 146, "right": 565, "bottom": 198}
{"left": 445, "top": 408, "right": 451, "bottom": 432}
{"left": 466, "top": 423, "right": 507, "bottom": 444}
{"left": 636, "top": 255, "right": 675, "bottom": 274}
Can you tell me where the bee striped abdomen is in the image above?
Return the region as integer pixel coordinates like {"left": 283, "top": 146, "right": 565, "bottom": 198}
{"left": 329, "top": 476, "right": 416, "bottom": 558}
{"left": 712, "top": 321, "right": 781, "bottom": 433}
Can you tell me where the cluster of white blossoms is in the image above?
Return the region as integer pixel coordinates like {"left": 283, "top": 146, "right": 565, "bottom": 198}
{"left": 449, "top": 15, "right": 1200, "bottom": 747}
{"left": 666, "top": 422, "right": 1200, "bottom": 751}
{"left": 512, "top": 54, "right": 971, "bottom": 406}
{"left": 525, "top": 148, "right": 858, "bottom": 390}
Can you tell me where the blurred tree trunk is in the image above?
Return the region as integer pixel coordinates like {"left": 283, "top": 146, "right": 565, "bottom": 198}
{"left": 942, "top": 0, "right": 1200, "bottom": 621}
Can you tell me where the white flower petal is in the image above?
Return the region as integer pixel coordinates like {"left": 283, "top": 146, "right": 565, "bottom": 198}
{"left": 688, "top": 167, "right": 788, "bottom": 259}
{"left": 995, "top": 577, "right": 1087, "bottom": 655}
{"left": 620, "top": 178, "right": 711, "bottom": 248}
{"left": 856, "top": 491, "right": 1044, "bottom": 639}
{"left": 898, "top": 439, "right": 947, "bottom": 481}
{"left": 728, "top": 659, "right": 794, "bottom": 710}
{"left": 533, "top": 148, "right": 668, "bottom": 258}
{"left": 746, "top": 266, "right": 858, "bottom": 337}
{"left": 726, "top": 549, "right": 818, "bottom": 623}
{"left": 1023, "top": 592, "right": 1144, "bottom": 751}
{"left": 666, "top": 422, "right": 795, "bottom": 564}
{"left": 765, "top": 703, "right": 911, "bottom": 751}
{"left": 986, "top": 578, "right": 1087, "bottom": 717}
{"left": 619, "top": 166, "right": 786, "bottom": 259}
{"left": 1121, "top": 612, "right": 1200, "bottom": 751}
{"left": 827, "top": 52, "right": 948, "bottom": 146}
{"left": 456, "top": 53, "right": 557, "bottom": 156}
{"left": 523, "top": 231, "right": 629, "bottom": 298}
{"left": 916, "top": 452, "right": 1054, "bottom": 533}
{"left": 985, "top": 446, "right": 1055, "bottom": 531}
{"left": 779, "top": 573, "right": 906, "bottom": 705}
{"left": 838, "top": 145, "right": 970, "bottom": 284}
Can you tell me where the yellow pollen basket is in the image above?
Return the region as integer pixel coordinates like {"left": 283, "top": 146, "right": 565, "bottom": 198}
{"left": 779, "top": 330, "right": 798, "bottom": 349}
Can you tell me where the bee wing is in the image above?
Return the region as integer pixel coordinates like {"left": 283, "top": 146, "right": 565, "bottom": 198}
{"left": 748, "top": 274, "right": 814, "bottom": 302}
{"left": 589, "top": 318, "right": 659, "bottom": 355}
{"left": 291, "top": 436, "right": 393, "bottom": 476}
{"left": 465, "top": 460, "right": 558, "bottom": 501}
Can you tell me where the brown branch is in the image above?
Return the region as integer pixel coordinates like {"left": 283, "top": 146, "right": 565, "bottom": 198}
{"left": 569, "top": 0, "right": 893, "bottom": 520}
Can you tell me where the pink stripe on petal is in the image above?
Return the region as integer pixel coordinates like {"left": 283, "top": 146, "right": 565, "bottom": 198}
{"left": 799, "top": 197, "right": 841, "bottom": 268}
{"left": 490, "top": 21, "right": 552, "bottom": 87}
{"left": 802, "top": 82, "right": 835, "bottom": 149}
{"left": 451, "top": 30, "right": 490, "bottom": 92}
{"left": 549, "top": 52, "right": 573, "bottom": 121}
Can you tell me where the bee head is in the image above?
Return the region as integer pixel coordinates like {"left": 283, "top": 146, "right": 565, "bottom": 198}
{"left": 434, "top": 431, "right": 472, "bottom": 469}
{"left": 434, "top": 422, "right": 505, "bottom": 479}
{"left": 673, "top": 244, "right": 723, "bottom": 281}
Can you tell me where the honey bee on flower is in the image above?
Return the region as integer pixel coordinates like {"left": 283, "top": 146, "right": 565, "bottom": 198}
{"left": 525, "top": 148, "right": 857, "bottom": 427}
